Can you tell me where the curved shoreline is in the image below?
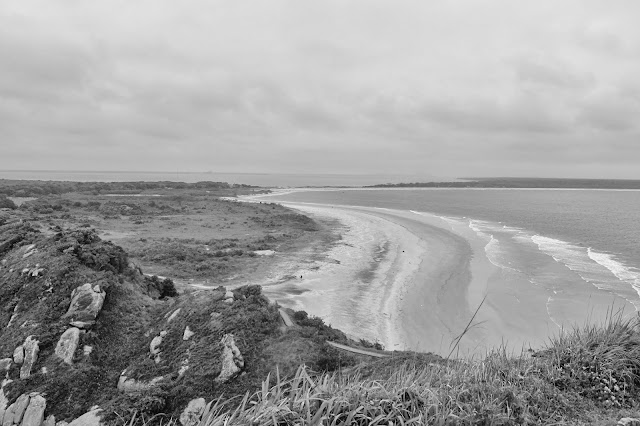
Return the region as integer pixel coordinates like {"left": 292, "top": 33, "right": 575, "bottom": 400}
{"left": 242, "top": 194, "right": 636, "bottom": 356}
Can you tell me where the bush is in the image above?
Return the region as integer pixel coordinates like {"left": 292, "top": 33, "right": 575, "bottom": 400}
{"left": 0, "top": 197, "right": 17, "bottom": 209}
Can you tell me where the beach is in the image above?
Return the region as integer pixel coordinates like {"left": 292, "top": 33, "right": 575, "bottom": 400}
{"left": 247, "top": 194, "right": 637, "bottom": 356}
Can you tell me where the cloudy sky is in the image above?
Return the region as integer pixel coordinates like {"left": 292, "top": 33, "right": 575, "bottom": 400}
{"left": 1, "top": 1, "right": 639, "bottom": 178}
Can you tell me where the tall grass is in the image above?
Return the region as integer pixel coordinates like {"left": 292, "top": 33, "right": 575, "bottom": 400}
{"left": 124, "top": 311, "right": 640, "bottom": 425}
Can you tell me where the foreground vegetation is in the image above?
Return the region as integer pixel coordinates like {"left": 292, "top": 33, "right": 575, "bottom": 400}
{"left": 2, "top": 180, "right": 640, "bottom": 424}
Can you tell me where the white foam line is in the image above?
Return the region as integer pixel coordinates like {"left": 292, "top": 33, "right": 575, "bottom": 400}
{"left": 546, "top": 297, "right": 562, "bottom": 329}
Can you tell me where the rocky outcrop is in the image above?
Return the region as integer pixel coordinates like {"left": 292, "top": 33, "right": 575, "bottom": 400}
{"left": 55, "top": 328, "right": 81, "bottom": 364}
{"left": 64, "top": 284, "right": 106, "bottom": 329}
{"left": 179, "top": 398, "right": 206, "bottom": 426}
{"left": 215, "top": 334, "right": 244, "bottom": 383}
{"left": 20, "top": 394, "right": 46, "bottom": 426}
{"left": 20, "top": 337, "right": 39, "bottom": 379}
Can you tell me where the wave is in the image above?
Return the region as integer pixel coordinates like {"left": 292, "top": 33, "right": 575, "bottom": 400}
{"left": 588, "top": 249, "right": 640, "bottom": 300}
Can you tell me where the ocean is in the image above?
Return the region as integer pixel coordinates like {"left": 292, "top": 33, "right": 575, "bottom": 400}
{"left": 268, "top": 188, "right": 640, "bottom": 313}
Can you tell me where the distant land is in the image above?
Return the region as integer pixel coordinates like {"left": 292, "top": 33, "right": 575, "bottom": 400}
{"left": 368, "top": 177, "right": 640, "bottom": 189}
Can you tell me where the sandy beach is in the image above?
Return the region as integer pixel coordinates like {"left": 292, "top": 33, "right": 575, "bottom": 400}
{"left": 242, "top": 193, "right": 636, "bottom": 356}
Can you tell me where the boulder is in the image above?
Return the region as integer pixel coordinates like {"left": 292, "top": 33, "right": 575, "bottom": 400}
{"left": 179, "top": 398, "right": 206, "bottom": 426}
{"left": 2, "top": 402, "right": 15, "bottom": 426}
{"left": 215, "top": 334, "right": 244, "bottom": 383}
{"left": 55, "top": 327, "right": 81, "bottom": 364}
{"left": 67, "top": 408, "right": 102, "bottom": 426}
{"left": 12, "top": 346, "right": 24, "bottom": 365}
{"left": 20, "top": 336, "right": 39, "bottom": 379}
{"left": 64, "top": 283, "right": 106, "bottom": 329}
{"left": 619, "top": 419, "right": 640, "bottom": 426}
{"left": 43, "top": 414, "right": 56, "bottom": 426}
{"left": 183, "top": 326, "right": 194, "bottom": 341}
{"left": 21, "top": 394, "right": 46, "bottom": 426}
{"left": 11, "top": 393, "right": 30, "bottom": 425}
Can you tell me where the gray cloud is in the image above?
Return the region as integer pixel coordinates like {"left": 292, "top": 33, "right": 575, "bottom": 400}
{"left": 1, "top": 0, "right": 640, "bottom": 178}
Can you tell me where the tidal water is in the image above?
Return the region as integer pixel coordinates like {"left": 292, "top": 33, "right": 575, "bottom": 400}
{"left": 269, "top": 188, "right": 640, "bottom": 312}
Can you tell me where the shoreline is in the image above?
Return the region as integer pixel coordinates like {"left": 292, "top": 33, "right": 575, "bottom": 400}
{"left": 241, "top": 194, "right": 637, "bottom": 356}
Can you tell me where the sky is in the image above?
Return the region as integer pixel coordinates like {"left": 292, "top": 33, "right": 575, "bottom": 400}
{"left": 1, "top": 1, "right": 640, "bottom": 179}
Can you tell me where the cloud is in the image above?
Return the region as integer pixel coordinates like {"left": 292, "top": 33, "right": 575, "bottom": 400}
{"left": 0, "top": 0, "right": 640, "bottom": 177}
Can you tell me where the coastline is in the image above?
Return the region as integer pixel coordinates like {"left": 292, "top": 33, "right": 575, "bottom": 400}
{"left": 244, "top": 192, "right": 638, "bottom": 356}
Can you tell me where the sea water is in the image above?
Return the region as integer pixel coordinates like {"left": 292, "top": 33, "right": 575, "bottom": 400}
{"left": 267, "top": 189, "right": 640, "bottom": 317}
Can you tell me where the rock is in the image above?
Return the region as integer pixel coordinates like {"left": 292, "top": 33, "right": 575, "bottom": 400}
{"left": 64, "top": 283, "right": 106, "bottom": 329}
{"left": 20, "top": 336, "right": 39, "bottom": 379}
{"left": 13, "top": 346, "right": 24, "bottom": 365}
{"left": 117, "top": 373, "right": 164, "bottom": 393}
{"left": 183, "top": 326, "right": 194, "bottom": 341}
{"left": 0, "top": 387, "right": 9, "bottom": 425}
{"left": 83, "top": 345, "right": 93, "bottom": 356}
{"left": 0, "top": 359, "right": 11, "bottom": 372}
{"left": 209, "top": 287, "right": 227, "bottom": 302}
{"left": 224, "top": 298, "right": 233, "bottom": 304}
{"left": 215, "top": 334, "right": 244, "bottom": 383}
{"left": 2, "top": 402, "right": 15, "bottom": 426}
{"left": 12, "top": 393, "right": 30, "bottom": 425}
{"left": 253, "top": 250, "right": 275, "bottom": 256}
{"left": 167, "top": 308, "right": 181, "bottom": 323}
{"left": 55, "top": 327, "right": 81, "bottom": 364}
{"left": 150, "top": 334, "right": 163, "bottom": 363}
{"left": 179, "top": 398, "right": 206, "bottom": 426}
{"left": 67, "top": 408, "right": 102, "bottom": 426}
{"left": 619, "top": 419, "right": 640, "bottom": 426}
{"left": 224, "top": 290, "right": 234, "bottom": 300}
{"left": 21, "top": 394, "right": 46, "bottom": 426}
{"left": 43, "top": 414, "right": 56, "bottom": 426}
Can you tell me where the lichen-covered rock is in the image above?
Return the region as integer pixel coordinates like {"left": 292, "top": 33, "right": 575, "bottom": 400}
{"left": 67, "top": 408, "right": 102, "bottom": 426}
{"left": 21, "top": 394, "right": 46, "bottom": 426}
{"left": 215, "top": 334, "right": 244, "bottom": 383}
{"left": 179, "top": 398, "right": 206, "bottom": 426}
{"left": 55, "top": 327, "right": 81, "bottom": 364}
{"left": 64, "top": 283, "right": 106, "bottom": 329}
{"left": 20, "top": 336, "right": 39, "bottom": 379}
{"left": 12, "top": 346, "right": 24, "bottom": 365}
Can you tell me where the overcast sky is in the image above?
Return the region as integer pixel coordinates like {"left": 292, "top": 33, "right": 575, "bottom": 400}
{"left": 1, "top": 1, "right": 639, "bottom": 178}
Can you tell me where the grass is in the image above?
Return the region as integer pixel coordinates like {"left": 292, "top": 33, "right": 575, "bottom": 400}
{"left": 157, "top": 311, "right": 640, "bottom": 426}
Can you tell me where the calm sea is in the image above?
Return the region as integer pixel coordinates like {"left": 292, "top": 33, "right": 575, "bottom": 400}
{"left": 269, "top": 189, "right": 640, "bottom": 308}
